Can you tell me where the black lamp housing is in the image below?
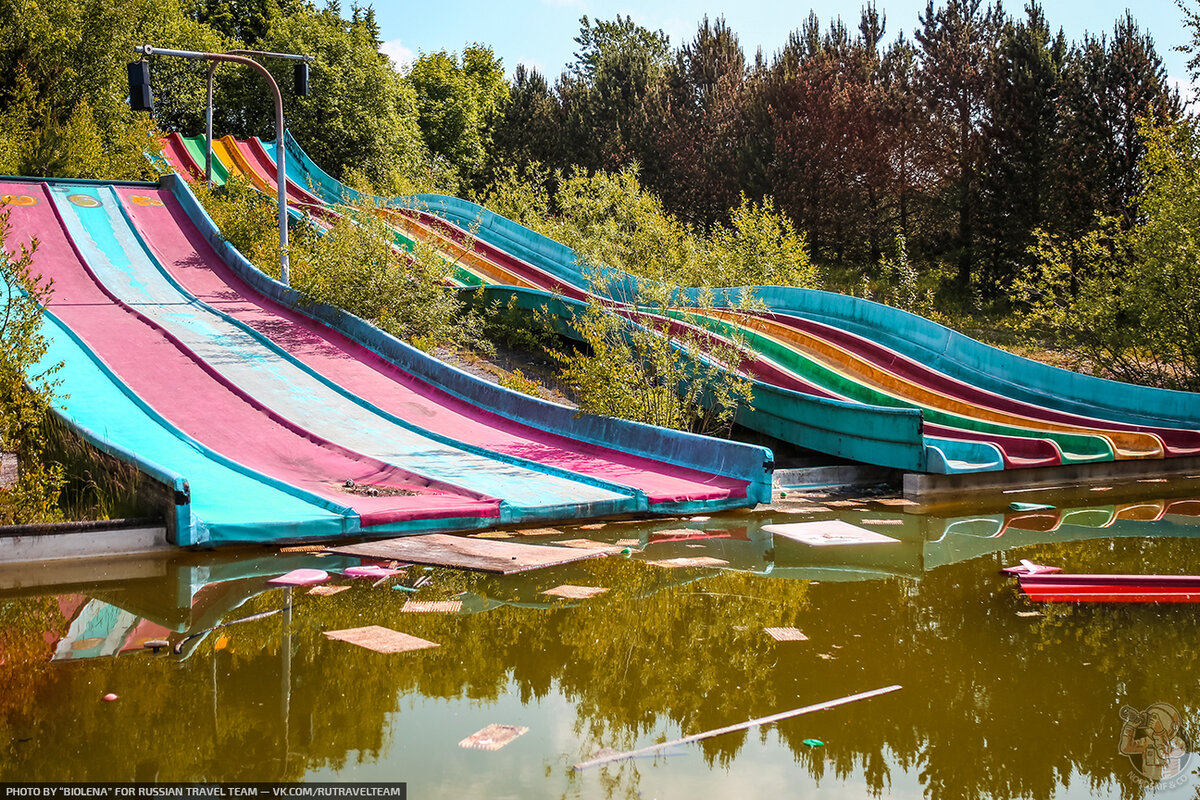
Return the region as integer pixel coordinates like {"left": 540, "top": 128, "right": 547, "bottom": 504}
{"left": 294, "top": 62, "right": 310, "bottom": 97}
{"left": 127, "top": 60, "right": 154, "bottom": 112}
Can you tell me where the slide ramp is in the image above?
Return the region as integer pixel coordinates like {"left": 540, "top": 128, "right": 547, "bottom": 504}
{"left": 1, "top": 176, "right": 771, "bottom": 545}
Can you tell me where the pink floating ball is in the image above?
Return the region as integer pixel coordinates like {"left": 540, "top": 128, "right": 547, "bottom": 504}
{"left": 102, "top": 693, "right": 119, "bottom": 702}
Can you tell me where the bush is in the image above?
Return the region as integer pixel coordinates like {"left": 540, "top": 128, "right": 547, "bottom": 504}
{"left": 1019, "top": 119, "right": 1200, "bottom": 390}
{"left": 193, "top": 179, "right": 476, "bottom": 349}
{"left": 0, "top": 213, "right": 64, "bottom": 523}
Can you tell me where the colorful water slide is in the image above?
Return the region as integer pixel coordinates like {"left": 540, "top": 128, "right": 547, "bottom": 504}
{"left": 0, "top": 176, "right": 771, "bottom": 546}
{"left": 169, "top": 133, "right": 1200, "bottom": 474}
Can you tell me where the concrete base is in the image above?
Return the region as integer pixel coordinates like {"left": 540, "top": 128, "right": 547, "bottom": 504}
{"left": 904, "top": 455, "right": 1200, "bottom": 500}
{"left": 774, "top": 465, "right": 900, "bottom": 490}
{"left": 0, "top": 520, "right": 171, "bottom": 565}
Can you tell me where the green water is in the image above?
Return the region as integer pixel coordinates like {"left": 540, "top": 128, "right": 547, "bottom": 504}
{"left": 2, "top": 490, "right": 1200, "bottom": 799}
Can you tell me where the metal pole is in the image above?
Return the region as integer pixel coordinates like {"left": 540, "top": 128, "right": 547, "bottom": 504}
{"left": 136, "top": 45, "right": 292, "bottom": 284}
{"left": 205, "top": 62, "right": 214, "bottom": 186}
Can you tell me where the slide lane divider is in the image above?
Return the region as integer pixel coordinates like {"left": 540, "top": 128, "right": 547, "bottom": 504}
{"left": 632, "top": 308, "right": 1064, "bottom": 469}
{"left": 404, "top": 187, "right": 1200, "bottom": 436}
{"left": 721, "top": 285, "right": 1200, "bottom": 430}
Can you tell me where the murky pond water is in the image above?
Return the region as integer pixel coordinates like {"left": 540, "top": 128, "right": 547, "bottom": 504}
{"left": 3, "top": 484, "right": 1200, "bottom": 799}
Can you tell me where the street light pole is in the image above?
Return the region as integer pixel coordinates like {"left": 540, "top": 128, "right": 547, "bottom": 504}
{"left": 135, "top": 44, "right": 310, "bottom": 286}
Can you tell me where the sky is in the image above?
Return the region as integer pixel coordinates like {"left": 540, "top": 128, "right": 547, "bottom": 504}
{"left": 372, "top": 1, "right": 1196, "bottom": 97}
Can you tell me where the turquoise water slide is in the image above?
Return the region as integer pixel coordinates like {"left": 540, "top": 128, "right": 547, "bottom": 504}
{"left": 171, "top": 133, "right": 1200, "bottom": 474}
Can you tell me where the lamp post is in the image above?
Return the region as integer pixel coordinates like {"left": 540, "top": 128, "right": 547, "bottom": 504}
{"left": 131, "top": 45, "right": 312, "bottom": 286}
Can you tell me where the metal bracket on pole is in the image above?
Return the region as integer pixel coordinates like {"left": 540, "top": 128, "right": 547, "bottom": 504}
{"left": 135, "top": 44, "right": 309, "bottom": 286}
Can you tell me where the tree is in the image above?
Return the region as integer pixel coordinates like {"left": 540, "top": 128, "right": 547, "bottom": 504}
{"left": 0, "top": 0, "right": 215, "bottom": 179}
{"left": 488, "top": 65, "right": 563, "bottom": 176}
{"left": 976, "top": 3, "right": 1067, "bottom": 293}
{"left": 1021, "top": 120, "right": 1200, "bottom": 390}
{"left": 237, "top": 4, "right": 430, "bottom": 192}
{"left": 1056, "top": 14, "right": 1179, "bottom": 238}
{"left": 639, "top": 16, "right": 747, "bottom": 226}
{"left": 559, "top": 15, "right": 671, "bottom": 171}
{"left": 914, "top": 0, "right": 1001, "bottom": 288}
{"left": 408, "top": 44, "right": 508, "bottom": 187}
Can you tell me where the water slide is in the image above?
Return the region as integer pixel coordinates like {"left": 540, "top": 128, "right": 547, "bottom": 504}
{"left": 0, "top": 176, "right": 772, "bottom": 547}
{"left": 160, "top": 133, "right": 1200, "bottom": 475}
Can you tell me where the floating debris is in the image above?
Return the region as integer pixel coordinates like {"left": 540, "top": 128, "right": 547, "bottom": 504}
{"left": 542, "top": 585, "right": 609, "bottom": 599}
{"left": 308, "top": 585, "right": 350, "bottom": 597}
{"left": 1138, "top": 478, "right": 1168, "bottom": 484}
{"left": 689, "top": 516, "right": 711, "bottom": 522}
{"left": 277, "top": 544, "right": 327, "bottom": 553}
{"left": 802, "top": 738, "right": 825, "bottom": 748}
{"left": 764, "top": 627, "right": 809, "bottom": 642}
{"left": 345, "top": 565, "right": 403, "bottom": 579}
{"left": 323, "top": 626, "right": 438, "bottom": 654}
{"left": 824, "top": 500, "right": 865, "bottom": 508}
{"left": 764, "top": 521, "right": 901, "bottom": 547}
{"left": 1009, "top": 502, "right": 1055, "bottom": 512}
{"left": 648, "top": 529, "right": 732, "bottom": 543}
{"left": 873, "top": 498, "right": 916, "bottom": 507}
{"left": 553, "top": 539, "right": 625, "bottom": 553}
{"left": 512, "top": 527, "right": 562, "bottom": 537}
{"left": 459, "top": 724, "right": 528, "bottom": 751}
{"left": 577, "top": 523, "right": 606, "bottom": 531}
{"left": 402, "top": 600, "right": 463, "bottom": 614}
{"left": 1001, "top": 560, "right": 1062, "bottom": 576}
{"left": 268, "top": 569, "right": 329, "bottom": 586}
{"left": 1016, "top": 611, "right": 1042, "bottom": 618}
{"left": 1090, "top": 486, "right": 1113, "bottom": 492}
{"left": 574, "top": 685, "right": 902, "bottom": 770}
{"left": 615, "top": 538, "right": 641, "bottom": 547}
{"left": 471, "top": 530, "right": 513, "bottom": 539}
{"left": 646, "top": 556, "right": 730, "bottom": 569}
{"left": 775, "top": 506, "right": 831, "bottom": 514}
{"left": 330, "top": 534, "right": 606, "bottom": 575}
{"left": 860, "top": 519, "right": 904, "bottom": 526}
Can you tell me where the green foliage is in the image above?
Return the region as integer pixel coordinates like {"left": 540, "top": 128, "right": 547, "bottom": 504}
{"left": 193, "top": 179, "right": 474, "bottom": 349}
{"left": 1020, "top": 119, "right": 1200, "bottom": 390}
{"left": 408, "top": 44, "right": 508, "bottom": 188}
{"left": 497, "top": 369, "right": 543, "bottom": 397}
{"left": 700, "top": 194, "right": 817, "bottom": 288}
{"left": 191, "top": 176, "right": 281, "bottom": 271}
{"left": 241, "top": 5, "right": 430, "bottom": 193}
{"left": 481, "top": 163, "right": 818, "bottom": 292}
{"left": 552, "top": 165, "right": 694, "bottom": 285}
{"left": 0, "top": 214, "right": 63, "bottom": 523}
{"left": 554, "top": 290, "right": 754, "bottom": 437}
{"left": 0, "top": 0, "right": 212, "bottom": 179}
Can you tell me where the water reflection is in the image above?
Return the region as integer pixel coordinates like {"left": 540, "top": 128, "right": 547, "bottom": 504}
{"left": 1, "top": 492, "right": 1199, "bottom": 799}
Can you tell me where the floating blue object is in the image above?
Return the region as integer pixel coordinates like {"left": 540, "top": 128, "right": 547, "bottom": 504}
{"left": 1009, "top": 501, "right": 1055, "bottom": 512}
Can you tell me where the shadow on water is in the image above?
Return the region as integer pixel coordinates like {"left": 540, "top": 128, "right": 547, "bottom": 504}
{"left": 2, "top": 489, "right": 1200, "bottom": 798}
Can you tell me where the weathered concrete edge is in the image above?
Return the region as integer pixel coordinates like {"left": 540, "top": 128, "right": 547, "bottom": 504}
{"left": 0, "top": 525, "right": 171, "bottom": 564}
{"left": 774, "top": 465, "right": 901, "bottom": 490}
{"left": 904, "top": 455, "right": 1200, "bottom": 500}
